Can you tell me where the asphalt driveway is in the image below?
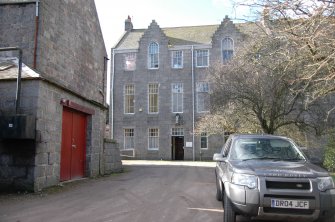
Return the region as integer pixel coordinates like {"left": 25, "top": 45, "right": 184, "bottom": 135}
{"left": 0, "top": 160, "right": 273, "bottom": 222}
{"left": 0, "top": 161, "right": 223, "bottom": 222}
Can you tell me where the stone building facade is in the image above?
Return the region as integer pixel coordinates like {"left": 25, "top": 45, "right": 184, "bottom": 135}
{"left": 0, "top": 0, "right": 113, "bottom": 192}
{"left": 110, "top": 16, "right": 253, "bottom": 160}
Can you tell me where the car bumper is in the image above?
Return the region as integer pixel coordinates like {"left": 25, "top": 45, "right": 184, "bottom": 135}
{"left": 224, "top": 181, "right": 335, "bottom": 221}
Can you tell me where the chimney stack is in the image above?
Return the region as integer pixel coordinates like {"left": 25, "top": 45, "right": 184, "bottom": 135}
{"left": 125, "top": 15, "right": 133, "bottom": 32}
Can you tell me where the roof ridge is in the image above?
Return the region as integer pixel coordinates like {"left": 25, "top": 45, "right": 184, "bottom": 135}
{"left": 162, "top": 24, "right": 219, "bottom": 29}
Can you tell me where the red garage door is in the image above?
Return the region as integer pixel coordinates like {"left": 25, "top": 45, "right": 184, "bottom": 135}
{"left": 60, "top": 107, "right": 87, "bottom": 181}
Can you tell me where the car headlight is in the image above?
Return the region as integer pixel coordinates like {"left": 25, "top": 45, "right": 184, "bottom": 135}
{"left": 317, "top": 177, "right": 335, "bottom": 192}
{"left": 232, "top": 173, "right": 258, "bottom": 189}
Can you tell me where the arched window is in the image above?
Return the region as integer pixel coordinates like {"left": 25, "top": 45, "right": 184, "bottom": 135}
{"left": 222, "top": 37, "right": 234, "bottom": 62}
{"left": 148, "top": 42, "right": 159, "bottom": 69}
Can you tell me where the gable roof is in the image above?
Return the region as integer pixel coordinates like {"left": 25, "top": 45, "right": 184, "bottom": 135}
{"left": 114, "top": 20, "right": 260, "bottom": 50}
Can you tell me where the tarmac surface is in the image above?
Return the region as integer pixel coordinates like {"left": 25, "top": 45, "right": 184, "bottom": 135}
{"left": 0, "top": 160, "right": 270, "bottom": 222}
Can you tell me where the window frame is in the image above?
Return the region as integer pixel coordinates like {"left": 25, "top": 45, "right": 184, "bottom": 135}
{"left": 195, "top": 49, "right": 209, "bottom": 67}
{"left": 200, "top": 132, "right": 208, "bottom": 149}
{"left": 148, "top": 83, "right": 159, "bottom": 114}
{"left": 196, "top": 82, "right": 210, "bottom": 113}
{"left": 222, "top": 37, "right": 234, "bottom": 62}
{"left": 148, "top": 128, "right": 159, "bottom": 150}
{"left": 171, "top": 50, "right": 183, "bottom": 69}
{"left": 124, "top": 52, "right": 137, "bottom": 71}
{"left": 171, "top": 128, "right": 184, "bottom": 136}
{"left": 124, "top": 128, "right": 135, "bottom": 150}
{"left": 148, "top": 42, "right": 159, "bottom": 69}
{"left": 124, "top": 84, "right": 135, "bottom": 114}
{"left": 171, "top": 83, "right": 183, "bottom": 113}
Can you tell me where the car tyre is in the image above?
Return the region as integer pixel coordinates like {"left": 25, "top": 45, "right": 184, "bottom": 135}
{"left": 216, "top": 174, "right": 223, "bottom": 201}
{"left": 223, "top": 191, "right": 236, "bottom": 222}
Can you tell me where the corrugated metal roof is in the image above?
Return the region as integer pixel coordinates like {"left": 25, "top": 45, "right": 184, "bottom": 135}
{"left": 115, "top": 22, "right": 260, "bottom": 50}
{"left": 0, "top": 57, "right": 40, "bottom": 80}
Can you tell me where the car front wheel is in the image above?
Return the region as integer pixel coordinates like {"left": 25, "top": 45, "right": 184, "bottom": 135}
{"left": 223, "top": 191, "right": 236, "bottom": 222}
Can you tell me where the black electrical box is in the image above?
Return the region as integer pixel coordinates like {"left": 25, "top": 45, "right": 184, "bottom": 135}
{"left": 0, "top": 115, "right": 36, "bottom": 139}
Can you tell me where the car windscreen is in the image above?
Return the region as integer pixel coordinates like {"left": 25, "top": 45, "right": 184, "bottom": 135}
{"left": 229, "top": 137, "right": 306, "bottom": 161}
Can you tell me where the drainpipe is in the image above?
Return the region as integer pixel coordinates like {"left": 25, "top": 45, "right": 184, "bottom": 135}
{"left": 0, "top": 47, "right": 23, "bottom": 114}
{"left": 33, "top": 0, "right": 39, "bottom": 69}
{"left": 191, "top": 45, "right": 195, "bottom": 161}
{"left": 102, "top": 56, "right": 109, "bottom": 104}
{"left": 110, "top": 48, "right": 115, "bottom": 139}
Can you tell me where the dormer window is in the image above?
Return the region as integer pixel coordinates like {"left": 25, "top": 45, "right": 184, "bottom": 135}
{"left": 222, "top": 37, "right": 234, "bottom": 62}
{"left": 148, "top": 42, "right": 159, "bottom": 69}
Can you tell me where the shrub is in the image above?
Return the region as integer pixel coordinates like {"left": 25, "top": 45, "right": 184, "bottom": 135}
{"left": 323, "top": 134, "right": 335, "bottom": 172}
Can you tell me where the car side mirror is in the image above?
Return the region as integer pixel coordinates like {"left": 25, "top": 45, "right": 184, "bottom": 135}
{"left": 213, "top": 153, "right": 226, "bottom": 162}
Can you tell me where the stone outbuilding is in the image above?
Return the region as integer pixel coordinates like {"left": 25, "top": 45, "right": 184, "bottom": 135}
{"left": 0, "top": 0, "right": 121, "bottom": 192}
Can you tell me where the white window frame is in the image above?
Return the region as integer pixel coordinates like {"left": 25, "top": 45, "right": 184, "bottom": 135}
{"left": 171, "top": 128, "right": 184, "bottom": 136}
{"left": 171, "top": 50, "right": 183, "bottom": 69}
{"left": 148, "top": 128, "right": 159, "bottom": 150}
{"left": 200, "top": 132, "right": 208, "bottom": 149}
{"left": 148, "top": 83, "right": 159, "bottom": 114}
{"left": 124, "top": 52, "right": 136, "bottom": 71}
{"left": 196, "top": 82, "right": 210, "bottom": 113}
{"left": 124, "top": 84, "right": 135, "bottom": 114}
{"left": 195, "top": 49, "right": 209, "bottom": 67}
{"left": 222, "top": 37, "right": 234, "bottom": 62}
{"left": 148, "top": 42, "right": 159, "bottom": 69}
{"left": 171, "top": 83, "right": 183, "bottom": 113}
{"left": 124, "top": 128, "right": 134, "bottom": 150}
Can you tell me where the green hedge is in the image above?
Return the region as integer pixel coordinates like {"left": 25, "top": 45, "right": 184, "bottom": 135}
{"left": 323, "top": 134, "right": 335, "bottom": 172}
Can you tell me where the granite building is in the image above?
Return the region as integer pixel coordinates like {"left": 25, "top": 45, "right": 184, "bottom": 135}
{"left": 0, "top": 0, "right": 113, "bottom": 191}
{"left": 110, "top": 16, "right": 254, "bottom": 160}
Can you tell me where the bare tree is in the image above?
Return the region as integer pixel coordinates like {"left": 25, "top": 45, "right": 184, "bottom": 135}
{"left": 235, "top": 0, "right": 335, "bottom": 100}
{"left": 196, "top": 0, "right": 335, "bottom": 137}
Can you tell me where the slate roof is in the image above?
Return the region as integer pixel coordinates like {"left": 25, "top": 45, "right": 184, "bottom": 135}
{"left": 0, "top": 57, "right": 40, "bottom": 80}
{"left": 115, "top": 21, "right": 260, "bottom": 50}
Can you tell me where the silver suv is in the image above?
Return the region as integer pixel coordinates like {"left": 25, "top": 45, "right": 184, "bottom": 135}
{"left": 213, "top": 134, "right": 335, "bottom": 222}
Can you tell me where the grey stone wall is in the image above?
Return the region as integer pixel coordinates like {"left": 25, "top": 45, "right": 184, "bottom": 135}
{"left": 34, "top": 80, "right": 106, "bottom": 191}
{"left": 0, "top": 79, "right": 107, "bottom": 191}
{"left": 103, "top": 140, "right": 122, "bottom": 174}
{"left": 0, "top": 80, "right": 39, "bottom": 191}
{"left": 37, "top": 0, "right": 107, "bottom": 104}
{"left": 0, "top": 0, "right": 107, "bottom": 103}
{"left": 0, "top": 3, "right": 35, "bottom": 65}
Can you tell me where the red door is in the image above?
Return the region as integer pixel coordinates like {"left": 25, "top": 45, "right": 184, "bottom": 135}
{"left": 60, "top": 107, "right": 87, "bottom": 181}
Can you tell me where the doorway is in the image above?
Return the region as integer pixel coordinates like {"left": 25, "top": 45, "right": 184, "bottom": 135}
{"left": 60, "top": 107, "right": 87, "bottom": 181}
{"left": 172, "top": 136, "right": 184, "bottom": 160}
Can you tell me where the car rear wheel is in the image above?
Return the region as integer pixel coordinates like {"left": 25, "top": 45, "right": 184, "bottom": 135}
{"left": 223, "top": 191, "right": 236, "bottom": 222}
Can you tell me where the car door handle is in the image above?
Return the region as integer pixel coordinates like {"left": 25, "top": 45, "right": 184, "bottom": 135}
{"left": 72, "top": 144, "right": 77, "bottom": 149}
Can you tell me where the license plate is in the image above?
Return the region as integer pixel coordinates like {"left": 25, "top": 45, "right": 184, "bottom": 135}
{"left": 271, "top": 199, "right": 309, "bottom": 209}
